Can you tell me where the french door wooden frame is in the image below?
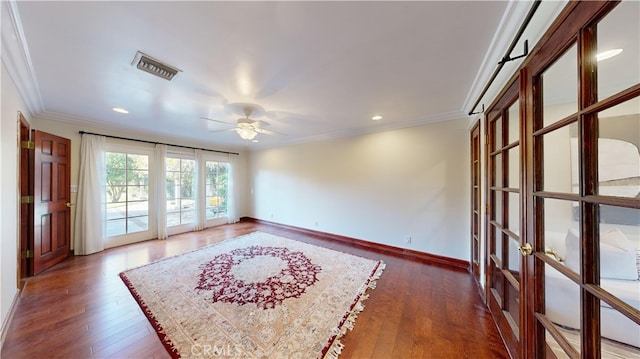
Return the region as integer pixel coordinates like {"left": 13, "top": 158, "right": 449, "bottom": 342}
{"left": 471, "top": 120, "right": 481, "bottom": 285}
{"left": 484, "top": 1, "right": 639, "bottom": 358}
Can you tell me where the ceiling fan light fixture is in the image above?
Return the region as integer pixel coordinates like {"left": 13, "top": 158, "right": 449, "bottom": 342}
{"left": 237, "top": 127, "right": 257, "bottom": 140}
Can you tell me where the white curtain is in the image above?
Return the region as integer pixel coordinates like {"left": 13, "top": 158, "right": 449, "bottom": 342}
{"left": 194, "top": 149, "right": 206, "bottom": 231}
{"left": 227, "top": 154, "right": 240, "bottom": 223}
{"left": 156, "top": 144, "right": 168, "bottom": 239}
{"left": 74, "top": 134, "right": 106, "bottom": 255}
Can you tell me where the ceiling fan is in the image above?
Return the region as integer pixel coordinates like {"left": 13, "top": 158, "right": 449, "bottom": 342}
{"left": 203, "top": 106, "right": 285, "bottom": 141}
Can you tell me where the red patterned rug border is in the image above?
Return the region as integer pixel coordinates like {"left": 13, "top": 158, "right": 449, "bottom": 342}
{"left": 119, "top": 272, "right": 181, "bottom": 359}
{"left": 321, "top": 260, "right": 385, "bottom": 358}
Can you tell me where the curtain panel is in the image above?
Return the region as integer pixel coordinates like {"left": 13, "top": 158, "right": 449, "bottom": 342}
{"left": 74, "top": 134, "right": 106, "bottom": 255}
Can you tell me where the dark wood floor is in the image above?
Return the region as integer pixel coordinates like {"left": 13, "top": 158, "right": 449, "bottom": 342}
{"left": 2, "top": 221, "right": 509, "bottom": 358}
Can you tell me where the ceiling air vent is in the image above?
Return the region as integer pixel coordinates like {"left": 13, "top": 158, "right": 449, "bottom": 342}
{"left": 131, "top": 51, "right": 181, "bottom": 81}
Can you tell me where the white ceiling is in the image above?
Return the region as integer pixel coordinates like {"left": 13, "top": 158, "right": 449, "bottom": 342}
{"left": 9, "top": 1, "right": 512, "bottom": 149}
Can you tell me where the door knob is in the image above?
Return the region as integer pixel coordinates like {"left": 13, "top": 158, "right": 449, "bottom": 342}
{"left": 518, "top": 243, "right": 533, "bottom": 256}
{"left": 66, "top": 202, "right": 75, "bottom": 207}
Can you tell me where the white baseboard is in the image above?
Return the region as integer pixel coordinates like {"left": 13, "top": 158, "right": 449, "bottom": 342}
{"left": 0, "top": 291, "right": 20, "bottom": 353}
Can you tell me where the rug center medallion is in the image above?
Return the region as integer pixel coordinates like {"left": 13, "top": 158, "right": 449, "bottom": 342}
{"left": 195, "top": 245, "right": 322, "bottom": 309}
{"left": 229, "top": 255, "right": 287, "bottom": 283}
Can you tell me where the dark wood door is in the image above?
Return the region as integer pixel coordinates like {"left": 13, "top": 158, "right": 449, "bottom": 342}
{"left": 19, "top": 113, "right": 32, "bottom": 282}
{"left": 32, "top": 130, "right": 71, "bottom": 274}
{"left": 470, "top": 121, "right": 481, "bottom": 284}
{"left": 485, "top": 79, "right": 524, "bottom": 359}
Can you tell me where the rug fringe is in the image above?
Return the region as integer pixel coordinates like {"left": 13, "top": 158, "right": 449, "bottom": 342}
{"left": 323, "top": 261, "right": 386, "bottom": 359}
{"left": 325, "top": 341, "right": 344, "bottom": 359}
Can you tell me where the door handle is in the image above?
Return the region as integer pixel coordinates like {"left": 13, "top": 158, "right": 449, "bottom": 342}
{"left": 518, "top": 243, "right": 533, "bottom": 256}
{"left": 66, "top": 203, "right": 75, "bottom": 207}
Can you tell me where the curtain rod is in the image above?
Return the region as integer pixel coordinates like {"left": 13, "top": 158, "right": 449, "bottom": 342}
{"left": 78, "top": 131, "right": 240, "bottom": 156}
{"left": 467, "top": 0, "right": 542, "bottom": 116}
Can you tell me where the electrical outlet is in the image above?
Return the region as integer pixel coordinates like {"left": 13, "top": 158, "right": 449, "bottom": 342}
{"left": 404, "top": 236, "right": 412, "bottom": 244}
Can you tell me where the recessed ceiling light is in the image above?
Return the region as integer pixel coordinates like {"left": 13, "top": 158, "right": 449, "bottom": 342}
{"left": 112, "top": 107, "right": 129, "bottom": 114}
{"left": 371, "top": 115, "right": 382, "bottom": 121}
{"left": 596, "top": 48, "right": 623, "bottom": 62}
{"left": 252, "top": 139, "right": 259, "bottom": 143}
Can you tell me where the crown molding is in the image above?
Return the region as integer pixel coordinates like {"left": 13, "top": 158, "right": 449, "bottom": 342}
{"left": 34, "top": 111, "right": 245, "bottom": 154}
{"left": 1, "top": 1, "right": 44, "bottom": 115}
{"left": 462, "top": 0, "right": 531, "bottom": 116}
{"left": 462, "top": 1, "right": 567, "bottom": 117}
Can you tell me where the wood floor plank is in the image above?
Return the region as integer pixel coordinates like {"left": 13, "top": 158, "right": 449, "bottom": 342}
{"left": 1, "top": 221, "right": 509, "bottom": 358}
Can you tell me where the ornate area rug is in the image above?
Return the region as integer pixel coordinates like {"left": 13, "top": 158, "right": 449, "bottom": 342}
{"left": 120, "top": 231, "right": 385, "bottom": 358}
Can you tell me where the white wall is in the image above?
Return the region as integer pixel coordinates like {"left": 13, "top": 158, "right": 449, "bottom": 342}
{"left": 248, "top": 118, "right": 470, "bottom": 260}
{"left": 0, "top": 62, "right": 25, "bottom": 339}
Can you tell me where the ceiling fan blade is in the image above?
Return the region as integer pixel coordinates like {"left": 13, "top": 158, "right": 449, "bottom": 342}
{"left": 255, "top": 128, "right": 287, "bottom": 136}
{"left": 201, "top": 116, "right": 234, "bottom": 125}
{"left": 253, "top": 120, "right": 271, "bottom": 127}
{"left": 209, "top": 128, "right": 237, "bottom": 133}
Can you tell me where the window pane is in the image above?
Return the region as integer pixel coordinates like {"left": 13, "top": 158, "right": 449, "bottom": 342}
{"left": 106, "top": 218, "right": 125, "bottom": 237}
{"left": 127, "top": 154, "right": 148, "bottom": 170}
{"left": 542, "top": 44, "right": 578, "bottom": 128}
{"left": 205, "top": 161, "right": 229, "bottom": 220}
{"left": 127, "top": 170, "right": 149, "bottom": 185}
{"left": 166, "top": 157, "right": 195, "bottom": 226}
{"left": 600, "top": 307, "right": 640, "bottom": 354}
{"left": 542, "top": 122, "right": 579, "bottom": 194}
{"left": 597, "top": 1, "right": 640, "bottom": 101}
{"left": 597, "top": 97, "right": 640, "bottom": 199}
{"left": 166, "top": 158, "right": 180, "bottom": 171}
{"left": 105, "top": 151, "right": 150, "bottom": 237}
{"left": 106, "top": 152, "right": 126, "bottom": 169}
{"left": 127, "top": 216, "right": 148, "bottom": 234}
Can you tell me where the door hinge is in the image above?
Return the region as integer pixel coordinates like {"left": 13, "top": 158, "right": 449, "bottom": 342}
{"left": 21, "top": 195, "right": 34, "bottom": 204}
{"left": 22, "top": 250, "right": 34, "bottom": 259}
{"left": 21, "top": 141, "right": 35, "bottom": 150}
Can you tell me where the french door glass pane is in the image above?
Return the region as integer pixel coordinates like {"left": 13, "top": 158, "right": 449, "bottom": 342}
{"left": 494, "top": 117, "right": 503, "bottom": 151}
{"left": 598, "top": 205, "right": 640, "bottom": 307}
{"left": 505, "top": 280, "right": 520, "bottom": 330}
{"left": 494, "top": 225, "right": 503, "bottom": 262}
{"left": 600, "top": 308, "right": 640, "bottom": 354}
{"left": 507, "top": 148, "right": 519, "bottom": 188}
{"left": 597, "top": 0, "right": 640, "bottom": 101}
{"left": 508, "top": 192, "right": 520, "bottom": 235}
{"left": 597, "top": 97, "right": 640, "bottom": 199}
{"left": 494, "top": 153, "right": 503, "bottom": 187}
{"left": 545, "top": 332, "right": 571, "bottom": 359}
{"left": 543, "top": 198, "right": 579, "bottom": 269}
{"left": 508, "top": 100, "right": 519, "bottom": 144}
{"left": 542, "top": 44, "right": 578, "bottom": 128}
{"left": 545, "top": 262, "right": 582, "bottom": 356}
{"left": 542, "top": 122, "right": 579, "bottom": 194}
{"left": 507, "top": 237, "right": 520, "bottom": 275}
{"left": 494, "top": 191, "right": 503, "bottom": 226}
